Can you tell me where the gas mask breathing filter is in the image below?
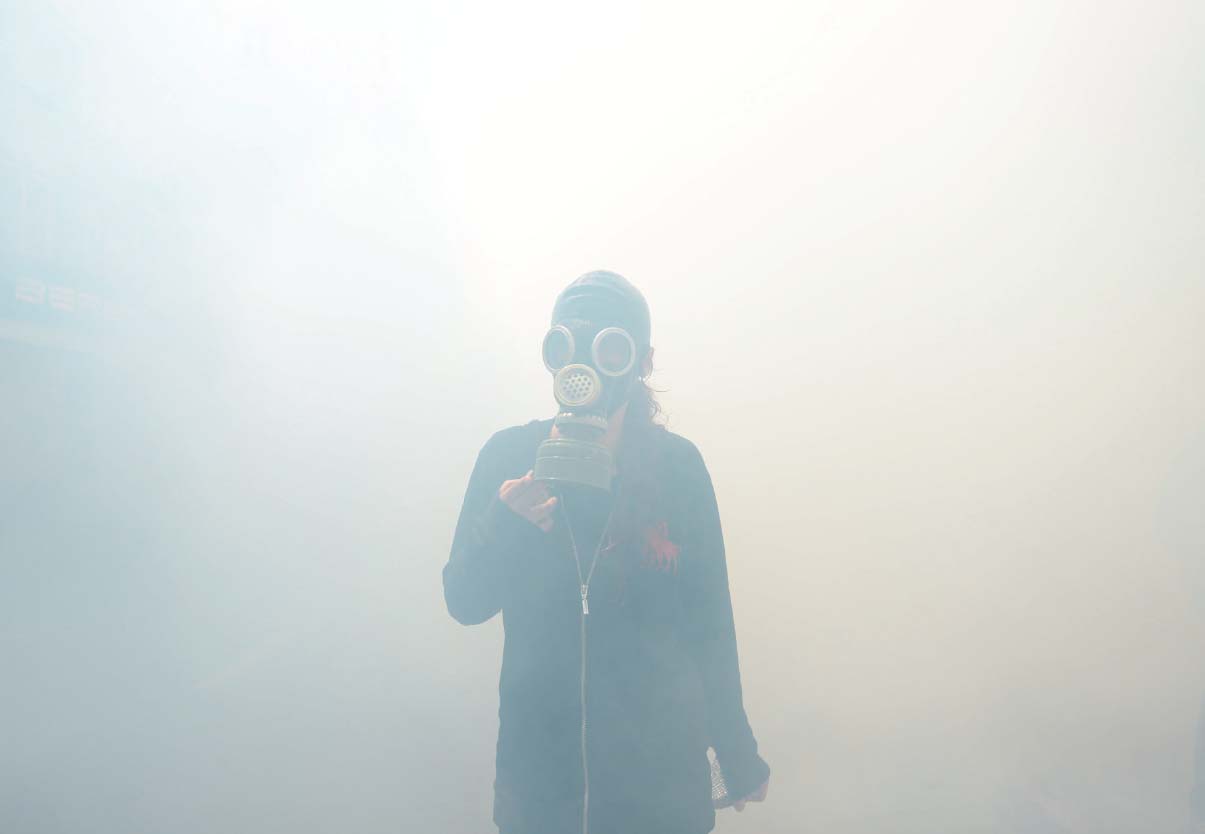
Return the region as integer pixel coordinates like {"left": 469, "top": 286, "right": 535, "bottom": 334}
{"left": 533, "top": 271, "right": 651, "bottom": 493}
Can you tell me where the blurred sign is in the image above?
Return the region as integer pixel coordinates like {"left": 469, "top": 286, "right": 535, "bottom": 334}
{"left": 1, "top": 275, "right": 129, "bottom": 350}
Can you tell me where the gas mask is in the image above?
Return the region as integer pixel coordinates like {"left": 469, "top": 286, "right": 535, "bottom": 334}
{"left": 532, "top": 320, "right": 641, "bottom": 492}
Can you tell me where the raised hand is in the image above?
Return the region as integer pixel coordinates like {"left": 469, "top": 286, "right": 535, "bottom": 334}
{"left": 499, "top": 470, "right": 558, "bottom": 532}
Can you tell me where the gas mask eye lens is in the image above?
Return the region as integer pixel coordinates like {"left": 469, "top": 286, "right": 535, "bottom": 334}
{"left": 592, "top": 327, "right": 636, "bottom": 377}
{"left": 542, "top": 325, "right": 575, "bottom": 373}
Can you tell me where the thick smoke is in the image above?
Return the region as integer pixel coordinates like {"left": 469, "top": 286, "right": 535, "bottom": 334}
{"left": 2, "top": 2, "right": 1202, "bottom": 833}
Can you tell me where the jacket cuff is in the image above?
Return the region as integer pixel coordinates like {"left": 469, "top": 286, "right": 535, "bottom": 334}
{"left": 716, "top": 747, "right": 770, "bottom": 804}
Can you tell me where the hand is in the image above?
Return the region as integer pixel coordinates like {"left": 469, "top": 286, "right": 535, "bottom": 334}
{"left": 499, "top": 470, "right": 557, "bottom": 532}
{"left": 732, "top": 778, "right": 769, "bottom": 812}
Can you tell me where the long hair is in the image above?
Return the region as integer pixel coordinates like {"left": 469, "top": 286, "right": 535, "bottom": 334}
{"left": 626, "top": 373, "right": 665, "bottom": 428}
{"left": 612, "top": 368, "right": 668, "bottom": 555}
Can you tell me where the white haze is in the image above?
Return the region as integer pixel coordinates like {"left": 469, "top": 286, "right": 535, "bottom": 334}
{"left": 1, "top": 2, "right": 1202, "bottom": 833}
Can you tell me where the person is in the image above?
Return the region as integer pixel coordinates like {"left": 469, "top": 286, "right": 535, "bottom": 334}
{"left": 443, "top": 271, "right": 770, "bottom": 834}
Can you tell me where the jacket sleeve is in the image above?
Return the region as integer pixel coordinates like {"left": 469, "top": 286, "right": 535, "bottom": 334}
{"left": 442, "top": 430, "right": 543, "bottom": 625}
{"left": 678, "top": 443, "right": 771, "bottom": 802}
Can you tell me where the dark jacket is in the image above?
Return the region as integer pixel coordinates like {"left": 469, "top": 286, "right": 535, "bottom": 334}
{"left": 443, "top": 419, "right": 769, "bottom": 834}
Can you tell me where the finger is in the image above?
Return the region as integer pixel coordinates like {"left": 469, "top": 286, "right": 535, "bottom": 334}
{"left": 499, "top": 472, "right": 536, "bottom": 503}
{"left": 520, "top": 482, "right": 551, "bottom": 507}
{"left": 511, "top": 485, "right": 552, "bottom": 515}
{"left": 498, "top": 478, "right": 520, "bottom": 502}
{"left": 502, "top": 472, "right": 534, "bottom": 498}
{"left": 529, "top": 495, "right": 558, "bottom": 519}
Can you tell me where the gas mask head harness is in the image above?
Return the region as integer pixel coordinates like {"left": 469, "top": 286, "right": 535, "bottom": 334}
{"left": 533, "top": 271, "right": 650, "bottom": 493}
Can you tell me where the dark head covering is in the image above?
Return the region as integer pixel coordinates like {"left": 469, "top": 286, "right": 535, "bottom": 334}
{"left": 551, "top": 270, "right": 651, "bottom": 351}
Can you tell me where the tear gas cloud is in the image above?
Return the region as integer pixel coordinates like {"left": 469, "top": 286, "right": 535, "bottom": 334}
{"left": 1, "top": 2, "right": 1202, "bottom": 832}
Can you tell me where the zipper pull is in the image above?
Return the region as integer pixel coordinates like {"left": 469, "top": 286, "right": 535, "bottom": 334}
{"left": 580, "top": 583, "right": 589, "bottom": 615}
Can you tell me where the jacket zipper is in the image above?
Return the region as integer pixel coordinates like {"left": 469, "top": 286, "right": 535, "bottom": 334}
{"left": 579, "top": 588, "right": 590, "bottom": 834}
{"left": 561, "top": 494, "right": 612, "bottom": 834}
